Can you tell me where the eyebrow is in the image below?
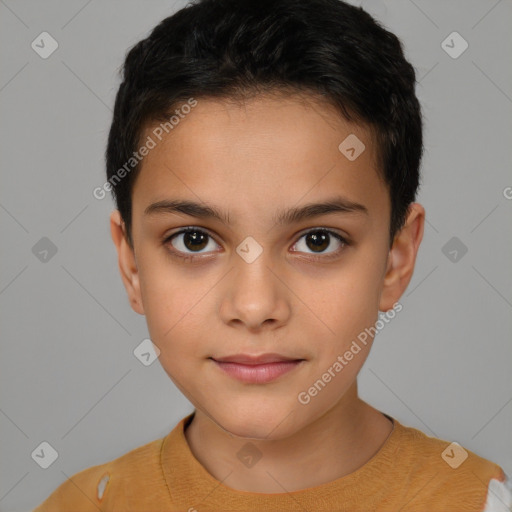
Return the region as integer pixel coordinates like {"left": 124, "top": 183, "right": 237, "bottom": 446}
{"left": 144, "top": 196, "right": 368, "bottom": 225}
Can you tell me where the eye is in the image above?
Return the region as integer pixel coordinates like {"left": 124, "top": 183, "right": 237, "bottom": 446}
{"left": 163, "top": 226, "right": 349, "bottom": 262}
{"left": 291, "top": 229, "right": 348, "bottom": 258}
{"left": 164, "top": 227, "right": 220, "bottom": 259}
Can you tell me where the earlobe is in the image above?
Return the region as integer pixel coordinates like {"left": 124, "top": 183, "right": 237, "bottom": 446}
{"left": 379, "top": 203, "right": 425, "bottom": 311}
{"left": 109, "top": 210, "right": 145, "bottom": 315}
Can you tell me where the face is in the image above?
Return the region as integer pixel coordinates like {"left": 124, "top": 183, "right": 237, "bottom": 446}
{"left": 111, "top": 93, "right": 424, "bottom": 440}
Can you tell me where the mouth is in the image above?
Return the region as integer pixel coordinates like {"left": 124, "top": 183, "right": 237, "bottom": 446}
{"left": 210, "top": 353, "right": 305, "bottom": 384}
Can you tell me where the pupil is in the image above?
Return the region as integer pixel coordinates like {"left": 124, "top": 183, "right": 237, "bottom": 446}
{"left": 307, "top": 231, "right": 329, "bottom": 252}
{"left": 184, "top": 231, "right": 208, "bottom": 251}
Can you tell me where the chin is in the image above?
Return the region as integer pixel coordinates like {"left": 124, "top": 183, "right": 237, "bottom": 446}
{"left": 213, "top": 404, "right": 303, "bottom": 441}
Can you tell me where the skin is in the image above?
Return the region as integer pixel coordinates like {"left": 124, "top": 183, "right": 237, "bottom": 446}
{"left": 110, "top": 92, "right": 425, "bottom": 493}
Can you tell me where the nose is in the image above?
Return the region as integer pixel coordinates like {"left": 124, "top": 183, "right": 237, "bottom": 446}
{"left": 219, "top": 250, "right": 292, "bottom": 333}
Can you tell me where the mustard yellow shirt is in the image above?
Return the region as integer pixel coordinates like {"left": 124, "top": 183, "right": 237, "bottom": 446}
{"left": 33, "top": 412, "right": 512, "bottom": 511}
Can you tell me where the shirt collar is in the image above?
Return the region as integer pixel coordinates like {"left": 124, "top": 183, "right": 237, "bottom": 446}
{"left": 160, "top": 411, "right": 400, "bottom": 510}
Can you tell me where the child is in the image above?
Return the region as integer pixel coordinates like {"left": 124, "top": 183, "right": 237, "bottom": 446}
{"left": 34, "top": 0, "right": 511, "bottom": 510}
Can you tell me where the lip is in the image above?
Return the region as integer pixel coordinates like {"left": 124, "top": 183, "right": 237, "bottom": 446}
{"left": 211, "top": 354, "right": 305, "bottom": 384}
{"left": 213, "top": 353, "right": 302, "bottom": 365}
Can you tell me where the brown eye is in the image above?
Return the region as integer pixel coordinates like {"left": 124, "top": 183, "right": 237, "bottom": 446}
{"left": 166, "top": 228, "right": 219, "bottom": 257}
{"left": 305, "top": 231, "right": 330, "bottom": 252}
{"left": 292, "top": 229, "right": 347, "bottom": 256}
{"left": 182, "top": 230, "right": 208, "bottom": 251}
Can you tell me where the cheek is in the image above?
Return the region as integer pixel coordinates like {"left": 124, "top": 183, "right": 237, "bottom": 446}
{"left": 137, "top": 253, "right": 186, "bottom": 336}
{"left": 136, "top": 252, "right": 216, "bottom": 354}
{"left": 302, "top": 257, "right": 386, "bottom": 384}
{"left": 310, "top": 259, "right": 384, "bottom": 338}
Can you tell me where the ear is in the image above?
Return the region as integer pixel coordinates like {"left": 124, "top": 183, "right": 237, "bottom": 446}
{"left": 379, "top": 203, "right": 425, "bottom": 311}
{"left": 110, "top": 210, "right": 145, "bottom": 315}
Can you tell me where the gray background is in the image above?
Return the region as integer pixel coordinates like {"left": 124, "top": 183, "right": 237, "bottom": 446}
{"left": 1, "top": 0, "right": 511, "bottom": 510}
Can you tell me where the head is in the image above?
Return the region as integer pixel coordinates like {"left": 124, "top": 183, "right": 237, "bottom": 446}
{"left": 107, "top": 0, "right": 425, "bottom": 439}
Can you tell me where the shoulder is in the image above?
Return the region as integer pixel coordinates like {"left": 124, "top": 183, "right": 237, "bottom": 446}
{"left": 392, "top": 420, "right": 510, "bottom": 510}
{"left": 32, "top": 436, "right": 165, "bottom": 512}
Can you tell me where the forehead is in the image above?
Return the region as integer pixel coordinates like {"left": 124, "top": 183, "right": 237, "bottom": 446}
{"left": 132, "top": 93, "right": 389, "bottom": 228}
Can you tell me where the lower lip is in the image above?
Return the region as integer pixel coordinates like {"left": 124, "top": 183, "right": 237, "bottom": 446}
{"left": 212, "top": 359, "right": 303, "bottom": 384}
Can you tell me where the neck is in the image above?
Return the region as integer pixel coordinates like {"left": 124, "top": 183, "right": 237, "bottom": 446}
{"left": 184, "top": 384, "right": 394, "bottom": 493}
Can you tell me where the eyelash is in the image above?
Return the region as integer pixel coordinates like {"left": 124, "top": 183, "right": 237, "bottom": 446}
{"left": 163, "top": 226, "right": 350, "bottom": 263}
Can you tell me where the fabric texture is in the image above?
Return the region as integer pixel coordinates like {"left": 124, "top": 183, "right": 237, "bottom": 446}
{"left": 33, "top": 412, "right": 512, "bottom": 511}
